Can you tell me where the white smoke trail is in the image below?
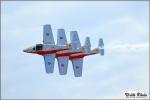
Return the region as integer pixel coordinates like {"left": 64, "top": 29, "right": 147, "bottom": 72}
{"left": 105, "top": 43, "right": 149, "bottom": 52}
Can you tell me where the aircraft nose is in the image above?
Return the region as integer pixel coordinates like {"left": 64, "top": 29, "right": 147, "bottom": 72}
{"left": 23, "top": 49, "right": 27, "bottom": 52}
{"left": 23, "top": 48, "right": 29, "bottom": 53}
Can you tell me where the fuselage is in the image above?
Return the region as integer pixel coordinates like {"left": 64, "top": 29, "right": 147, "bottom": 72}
{"left": 23, "top": 43, "right": 99, "bottom": 60}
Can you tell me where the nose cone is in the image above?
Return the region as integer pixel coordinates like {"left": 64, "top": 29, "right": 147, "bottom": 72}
{"left": 23, "top": 49, "right": 28, "bottom": 53}
{"left": 23, "top": 46, "right": 35, "bottom": 53}
{"left": 23, "top": 49, "right": 27, "bottom": 52}
{"left": 23, "top": 48, "right": 32, "bottom": 53}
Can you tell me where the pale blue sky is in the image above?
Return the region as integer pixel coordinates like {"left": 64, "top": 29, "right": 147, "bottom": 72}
{"left": 1, "top": 1, "right": 149, "bottom": 99}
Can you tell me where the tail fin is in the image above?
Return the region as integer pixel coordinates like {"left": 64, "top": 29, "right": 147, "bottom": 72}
{"left": 84, "top": 37, "right": 91, "bottom": 53}
{"left": 57, "top": 29, "right": 67, "bottom": 45}
{"left": 99, "top": 38, "right": 104, "bottom": 55}
{"left": 70, "top": 31, "right": 81, "bottom": 51}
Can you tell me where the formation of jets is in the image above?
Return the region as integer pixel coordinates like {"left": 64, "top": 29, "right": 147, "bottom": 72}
{"left": 23, "top": 24, "right": 104, "bottom": 77}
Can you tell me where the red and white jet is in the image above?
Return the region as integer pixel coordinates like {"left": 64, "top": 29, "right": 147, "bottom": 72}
{"left": 23, "top": 24, "right": 104, "bottom": 77}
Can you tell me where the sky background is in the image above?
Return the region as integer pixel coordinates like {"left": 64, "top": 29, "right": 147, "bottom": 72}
{"left": 1, "top": 1, "right": 149, "bottom": 99}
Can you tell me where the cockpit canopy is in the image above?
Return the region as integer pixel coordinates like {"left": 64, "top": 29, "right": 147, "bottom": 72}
{"left": 36, "top": 44, "right": 43, "bottom": 51}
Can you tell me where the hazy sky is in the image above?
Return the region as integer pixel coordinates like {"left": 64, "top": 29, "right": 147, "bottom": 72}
{"left": 1, "top": 1, "right": 149, "bottom": 99}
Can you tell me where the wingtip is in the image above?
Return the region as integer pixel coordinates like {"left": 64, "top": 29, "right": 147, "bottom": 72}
{"left": 74, "top": 74, "right": 82, "bottom": 77}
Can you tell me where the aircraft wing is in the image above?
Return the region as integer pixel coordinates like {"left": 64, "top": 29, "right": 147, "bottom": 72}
{"left": 43, "top": 54, "right": 55, "bottom": 73}
{"left": 57, "top": 56, "right": 69, "bottom": 75}
{"left": 70, "top": 31, "right": 81, "bottom": 50}
{"left": 57, "top": 29, "right": 67, "bottom": 45}
{"left": 71, "top": 58, "right": 83, "bottom": 77}
{"left": 43, "top": 24, "right": 55, "bottom": 44}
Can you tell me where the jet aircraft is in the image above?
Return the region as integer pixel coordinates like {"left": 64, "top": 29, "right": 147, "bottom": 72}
{"left": 23, "top": 24, "right": 104, "bottom": 77}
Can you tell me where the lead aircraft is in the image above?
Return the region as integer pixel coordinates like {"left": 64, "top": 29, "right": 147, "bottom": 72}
{"left": 23, "top": 24, "right": 104, "bottom": 77}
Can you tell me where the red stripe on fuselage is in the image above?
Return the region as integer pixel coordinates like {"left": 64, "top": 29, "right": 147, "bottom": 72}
{"left": 31, "top": 48, "right": 99, "bottom": 60}
{"left": 56, "top": 52, "right": 80, "bottom": 57}
{"left": 69, "top": 52, "right": 97, "bottom": 60}
{"left": 56, "top": 49, "right": 83, "bottom": 58}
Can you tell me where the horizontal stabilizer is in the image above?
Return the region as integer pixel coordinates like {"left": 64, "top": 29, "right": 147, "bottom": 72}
{"left": 99, "top": 38, "right": 104, "bottom": 55}
{"left": 57, "top": 29, "right": 67, "bottom": 45}
{"left": 84, "top": 37, "right": 91, "bottom": 53}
